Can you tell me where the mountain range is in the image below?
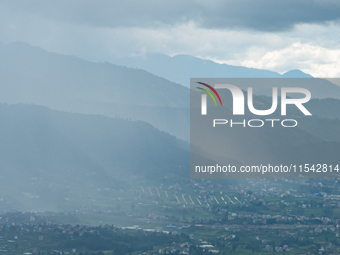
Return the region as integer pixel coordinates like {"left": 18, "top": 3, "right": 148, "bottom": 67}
{"left": 113, "top": 53, "right": 313, "bottom": 88}
{"left": 1, "top": 42, "right": 340, "bottom": 141}
{"left": 0, "top": 42, "right": 340, "bottom": 210}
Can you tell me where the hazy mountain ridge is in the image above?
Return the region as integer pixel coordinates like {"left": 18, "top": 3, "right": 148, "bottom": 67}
{"left": 0, "top": 42, "right": 189, "bottom": 108}
{"left": 0, "top": 103, "right": 189, "bottom": 211}
{"left": 113, "top": 53, "right": 340, "bottom": 99}
{"left": 0, "top": 42, "right": 193, "bottom": 140}
{"left": 1, "top": 42, "right": 340, "bottom": 142}
{"left": 113, "top": 53, "right": 313, "bottom": 87}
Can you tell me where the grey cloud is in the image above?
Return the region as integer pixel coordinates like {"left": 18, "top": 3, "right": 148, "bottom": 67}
{"left": 1, "top": 0, "right": 340, "bottom": 31}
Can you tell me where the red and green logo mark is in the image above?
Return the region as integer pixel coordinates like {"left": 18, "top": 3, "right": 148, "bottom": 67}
{"left": 196, "top": 82, "right": 223, "bottom": 106}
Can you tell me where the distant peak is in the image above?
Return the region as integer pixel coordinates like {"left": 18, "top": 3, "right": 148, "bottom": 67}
{"left": 281, "top": 69, "right": 313, "bottom": 78}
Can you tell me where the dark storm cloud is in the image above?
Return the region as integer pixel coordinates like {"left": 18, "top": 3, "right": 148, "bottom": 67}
{"left": 1, "top": 0, "right": 340, "bottom": 31}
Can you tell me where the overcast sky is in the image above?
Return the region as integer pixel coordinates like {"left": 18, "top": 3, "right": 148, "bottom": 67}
{"left": 0, "top": 0, "right": 340, "bottom": 76}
